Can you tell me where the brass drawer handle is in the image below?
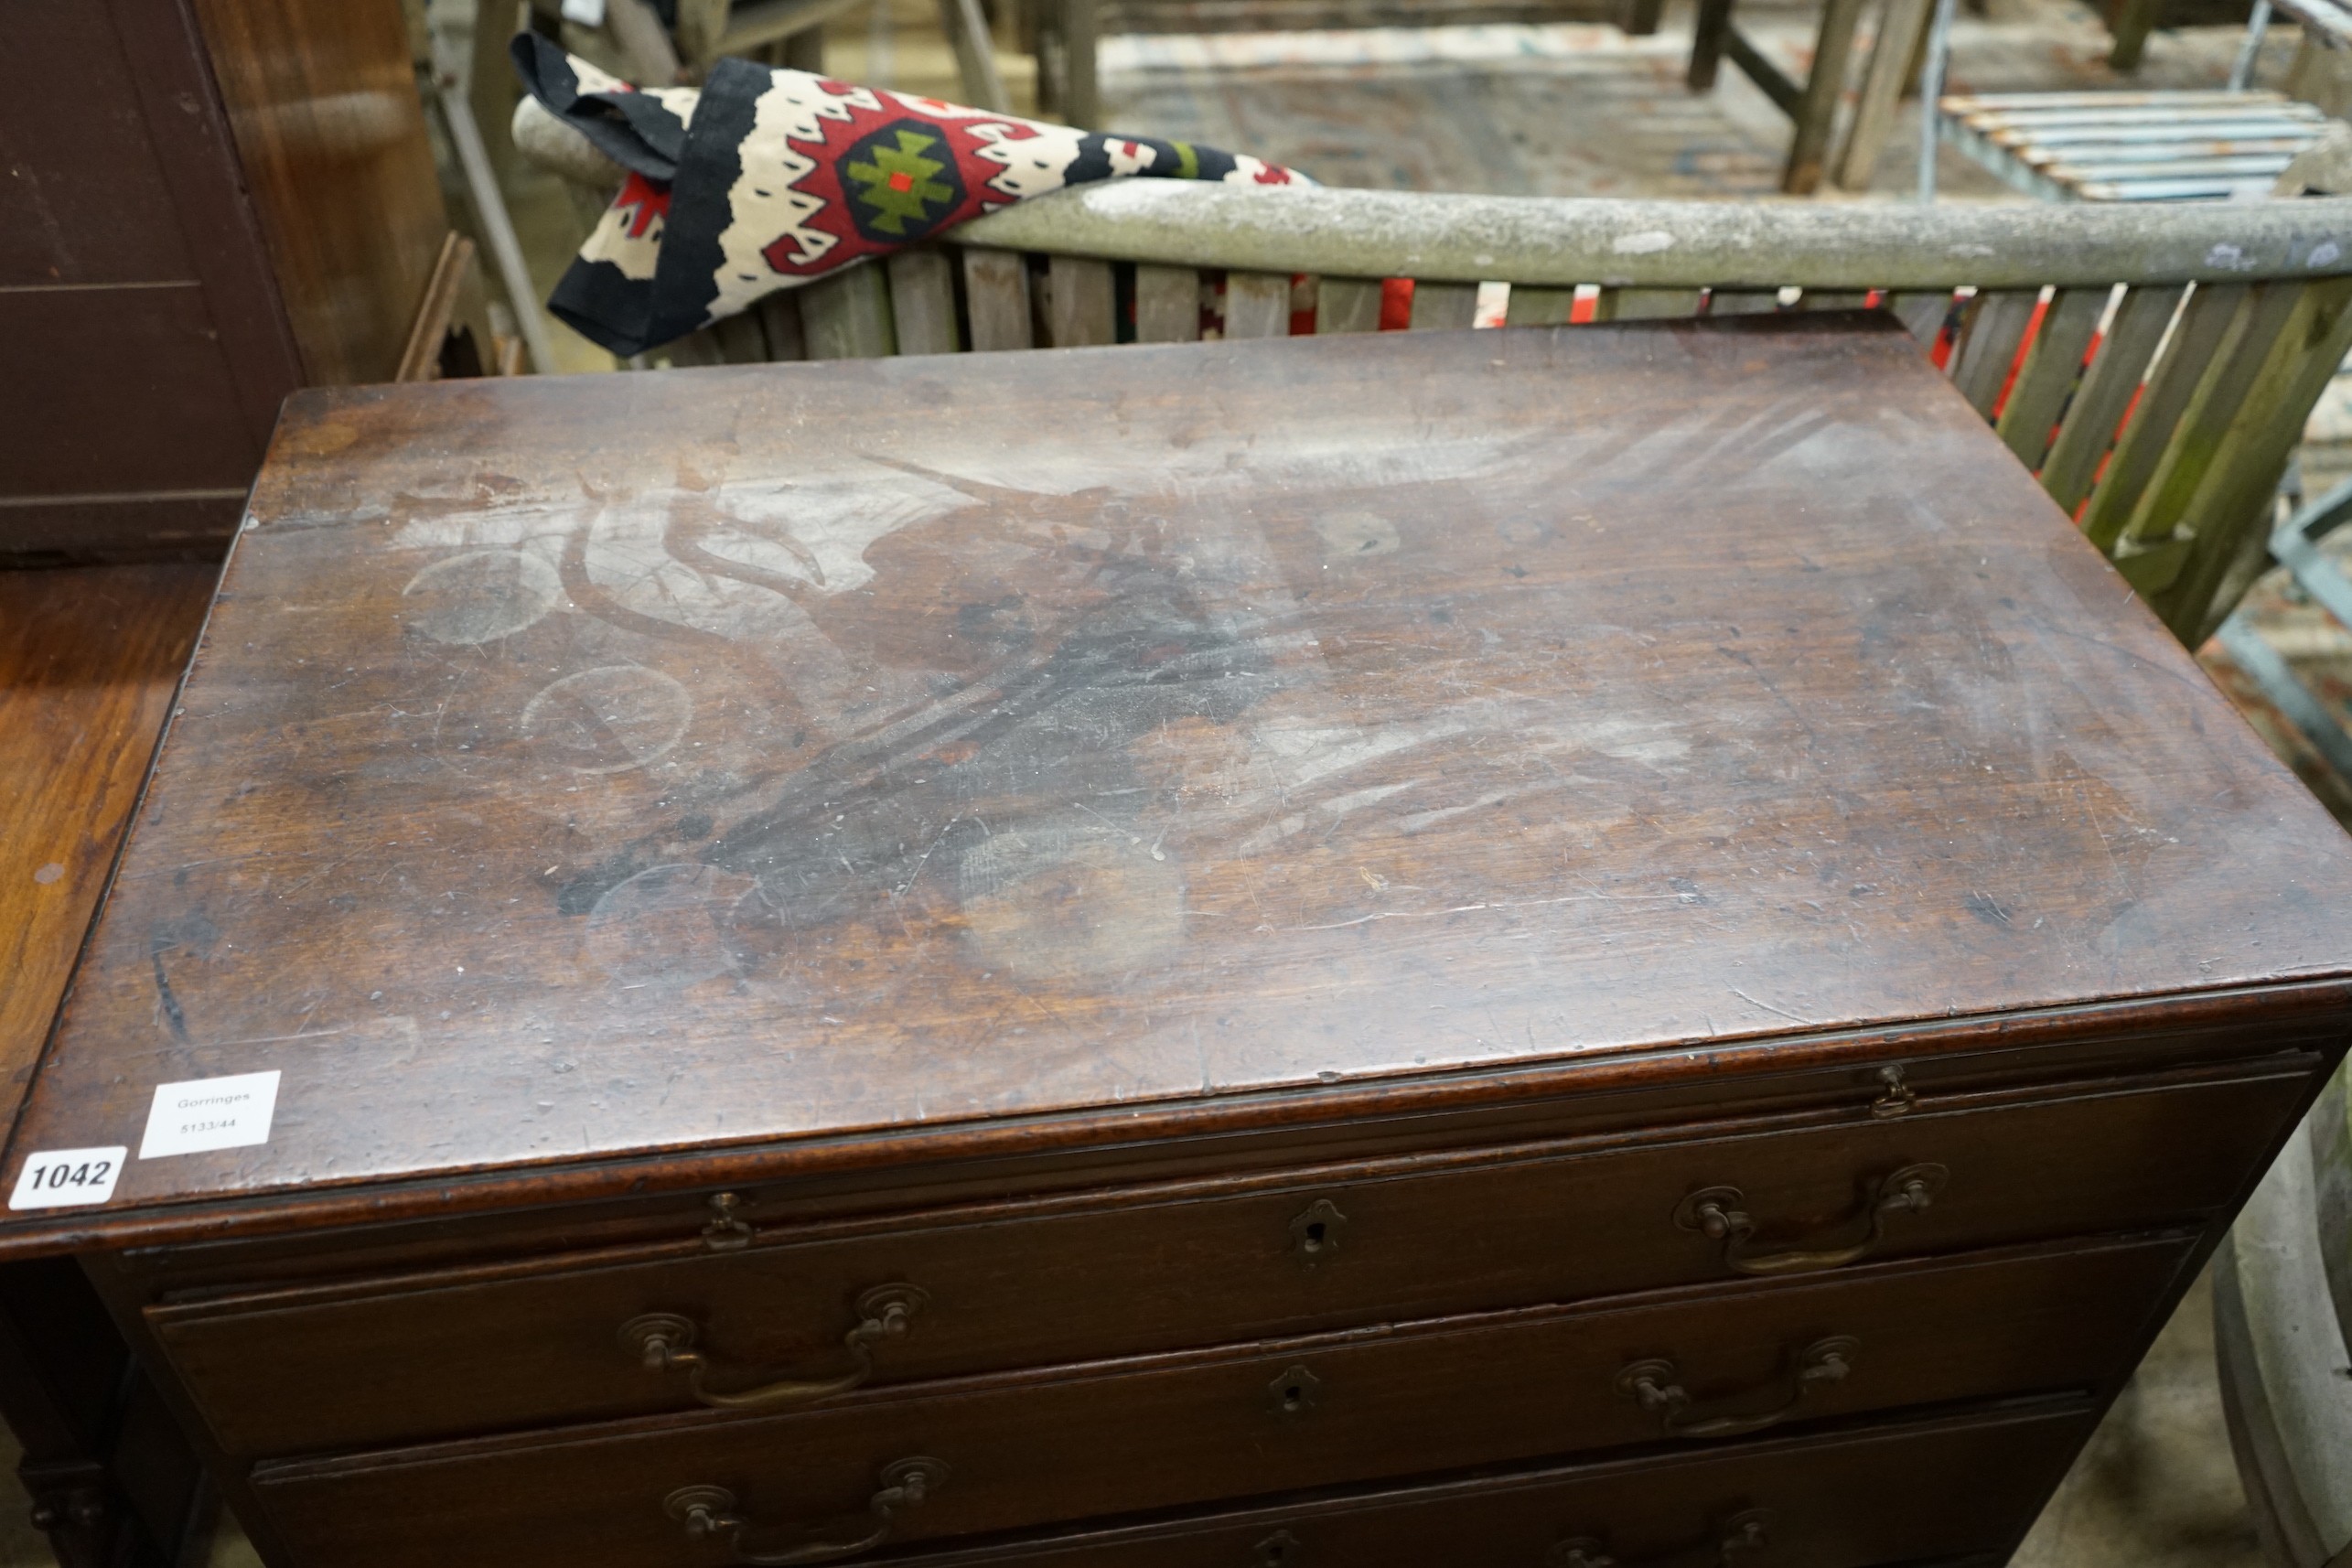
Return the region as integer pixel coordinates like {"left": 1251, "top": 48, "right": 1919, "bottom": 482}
{"left": 664, "top": 1458, "right": 945, "bottom": 1565}
{"left": 1551, "top": 1509, "right": 1771, "bottom": 1566}
{"left": 1674, "top": 1163, "right": 1947, "bottom": 1276}
{"left": 1616, "top": 1337, "right": 1857, "bottom": 1440}
{"left": 622, "top": 1285, "right": 926, "bottom": 1411}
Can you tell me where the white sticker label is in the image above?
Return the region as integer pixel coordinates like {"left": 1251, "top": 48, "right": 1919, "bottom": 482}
{"left": 138, "top": 1070, "right": 281, "bottom": 1159}
{"left": 9, "top": 1147, "right": 128, "bottom": 1210}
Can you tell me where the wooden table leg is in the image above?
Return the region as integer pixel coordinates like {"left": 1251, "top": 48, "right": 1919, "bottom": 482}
{"left": 1783, "top": 0, "right": 1872, "bottom": 193}
{"left": 1689, "top": 0, "right": 1735, "bottom": 88}
{"left": 0, "top": 1261, "right": 211, "bottom": 1568}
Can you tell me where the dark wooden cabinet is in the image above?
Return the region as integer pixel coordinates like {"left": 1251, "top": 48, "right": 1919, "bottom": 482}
{"left": 5, "top": 320, "right": 2350, "bottom": 1568}
{"left": 0, "top": 0, "right": 446, "bottom": 561}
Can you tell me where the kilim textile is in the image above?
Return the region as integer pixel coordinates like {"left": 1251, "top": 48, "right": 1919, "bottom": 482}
{"left": 512, "top": 36, "right": 1313, "bottom": 356}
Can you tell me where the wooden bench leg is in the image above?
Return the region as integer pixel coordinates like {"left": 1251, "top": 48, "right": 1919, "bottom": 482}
{"left": 936, "top": 0, "right": 1011, "bottom": 111}
{"left": 1783, "top": 0, "right": 1871, "bottom": 192}
{"left": 1690, "top": 0, "right": 1735, "bottom": 89}
{"left": 2110, "top": 0, "right": 2158, "bottom": 71}
{"left": 1832, "top": 0, "right": 1934, "bottom": 189}
{"left": 1625, "top": 0, "right": 1666, "bottom": 36}
{"left": 1060, "top": 0, "right": 1100, "bottom": 126}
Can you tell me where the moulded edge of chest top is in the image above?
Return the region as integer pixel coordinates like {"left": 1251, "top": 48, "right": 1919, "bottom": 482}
{"left": 91, "top": 983, "right": 2352, "bottom": 1301}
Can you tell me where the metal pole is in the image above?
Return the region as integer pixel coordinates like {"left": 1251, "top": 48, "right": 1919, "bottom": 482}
{"left": 438, "top": 82, "right": 560, "bottom": 376}
{"left": 1917, "top": 0, "right": 1958, "bottom": 202}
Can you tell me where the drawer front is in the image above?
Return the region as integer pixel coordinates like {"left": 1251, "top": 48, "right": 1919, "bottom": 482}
{"left": 883, "top": 1400, "right": 2096, "bottom": 1568}
{"left": 162, "top": 1067, "right": 2298, "bottom": 1456}
{"left": 251, "top": 1237, "right": 2186, "bottom": 1568}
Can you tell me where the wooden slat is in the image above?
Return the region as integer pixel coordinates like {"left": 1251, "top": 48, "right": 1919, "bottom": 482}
{"left": 1832, "top": 0, "right": 1934, "bottom": 191}
{"left": 2110, "top": 281, "right": 2304, "bottom": 585}
{"left": 1316, "top": 277, "right": 1385, "bottom": 334}
{"left": 1796, "top": 289, "right": 1872, "bottom": 312}
{"left": 2078, "top": 283, "right": 2249, "bottom": 551}
{"left": 962, "top": 248, "right": 1034, "bottom": 352}
{"left": 395, "top": 232, "right": 473, "bottom": 383}
{"left": 1225, "top": 271, "right": 1292, "bottom": 339}
{"left": 661, "top": 326, "right": 726, "bottom": 367}
{"left": 1948, "top": 289, "right": 2043, "bottom": 415}
{"left": 2158, "top": 274, "right": 2352, "bottom": 642}
{"left": 801, "top": 264, "right": 897, "bottom": 360}
{"left": 757, "top": 293, "right": 808, "bottom": 361}
{"left": 1134, "top": 264, "right": 1200, "bottom": 342}
{"left": 887, "top": 250, "right": 961, "bottom": 356}
{"left": 1594, "top": 288, "right": 1704, "bottom": 321}
{"left": 1048, "top": 254, "right": 1116, "bottom": 348}
{"left": 712, "top": 311, "right": 770, "bottom": 364}
{"left": 1708, "top": 289, "right": 1782, "bottom": 317}
{"left": 1408, "top": 281, "right": 1479, "bottom": 330}
{"left": 2037, "top": 285, "right": 2182, "bottom": 514}
{"left": 1885, "top": 290, "right": 1954, "bottom": 346}
{"left": 1993, "top": 286, "right": 2110, "bottom": 471}
{"left": 1504, "top": 286, "right": 1576, "bottom": 327}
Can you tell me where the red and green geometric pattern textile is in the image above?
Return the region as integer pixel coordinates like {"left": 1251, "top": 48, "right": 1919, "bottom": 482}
{"left": 511, "top": 37, "right": 1313, "bottom": 356}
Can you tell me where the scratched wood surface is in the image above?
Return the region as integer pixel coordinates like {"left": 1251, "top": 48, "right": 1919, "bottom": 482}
{"left": 11, "top": 317, "right": 2352, "bottom": 1221}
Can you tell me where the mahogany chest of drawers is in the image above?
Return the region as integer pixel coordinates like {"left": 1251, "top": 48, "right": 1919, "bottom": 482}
{"left": 5, "top": 317, "right": 2349, "bottom": 1568}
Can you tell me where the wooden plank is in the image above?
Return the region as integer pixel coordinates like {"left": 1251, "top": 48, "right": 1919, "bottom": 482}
{"left": 801, "top": 263, "right": 897, "bottom": 360}
{"left": 961, "top": 248, "right": 1034, "bottom": 351}
{"left": 1134, "top": 264, "right": 1201, "bottom": 342}
{"left": 2078, "top": 283, "right": 2249, "bottom": 551}
{"left": 660, "top": 326, "right": 727, "bottom": 367}
{"left": 1832, "top": 0, "right": 1935, "bottom": 191}
{"left": 1316, "top": 277, "right": 1385, "bottom": 334}
{"left": 1594, "top": 288, "right": 1704, "bottom": 320}
{"left": 1709, "top": 289, "right": 1783, "bottom": 317}
{"left": 1224, "top": 271, "right": 1292, "bottom": 339}
{"left": 1505, "top": 286, "right": 1577, "bottom": 327}
{"left": 2163, "top": 274, "right": 2352, "bottom": 641}
{"left": 394, "top": 232, "right": 473, "bottom": 383}
{"left": 2155, "top": 274, "right": 2352, "bottom": 641}
{"left": 1797, "top": 289, "right": 1872, "bottom": 312}
{"left": 887, "top": 250, "right": 961, "bottom": 357}
{"left": 1994, "top": 286, "right": 2110, "bottom": 471}
{"left": 2038, "top": 284, "right": 2182, "bottom": 514}
{"left": 1048, "top": 254, "right": 1116, "bottom": 347}
{"left": 1409, "top": 281, "right": 1479, "bottom": 330}
{"left": 757, "top": 291, "right": 809, "bottom": 362}
{"left": 1885, "top": 290, "right": 1954, "bottom": 346}
{"left": 1948, "top": 289, "right": 2043, "bottom": 416}
{"left": 1783, "top": 0, "right": 1873, "bottom": 193}
{"left": 2112, "top": 281, "right": 2303, "bottom": 564}
{"left": 712, "top": 310, "right": 771, "bottom": 364}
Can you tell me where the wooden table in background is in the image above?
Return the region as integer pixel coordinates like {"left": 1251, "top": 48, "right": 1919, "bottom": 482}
{"left": 3, "top": 319, "right": 2350, "bottom": 1568}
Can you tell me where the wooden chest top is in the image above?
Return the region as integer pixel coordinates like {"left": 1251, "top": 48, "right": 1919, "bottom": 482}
{"left": 11, "top": 317, "right": 2352, "bottom": 1231}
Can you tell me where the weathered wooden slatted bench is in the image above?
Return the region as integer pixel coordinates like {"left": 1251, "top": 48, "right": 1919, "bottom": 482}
{"left": 512, "top": 111, "right": 2352, "bottom": 650}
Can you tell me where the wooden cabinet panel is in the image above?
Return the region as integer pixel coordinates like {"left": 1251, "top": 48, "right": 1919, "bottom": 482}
{"left": 248, "top": 1237, "right": 2187, "bottom": 1568}
{"left": 0, "top": 3, "right": 196, "bottom": 285}
{"left": 879, "top": 1400, "right": 2098, "bottom": 1568}
{"left": 154, "top": 1067, "right": 2301, "bottom": 1459}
